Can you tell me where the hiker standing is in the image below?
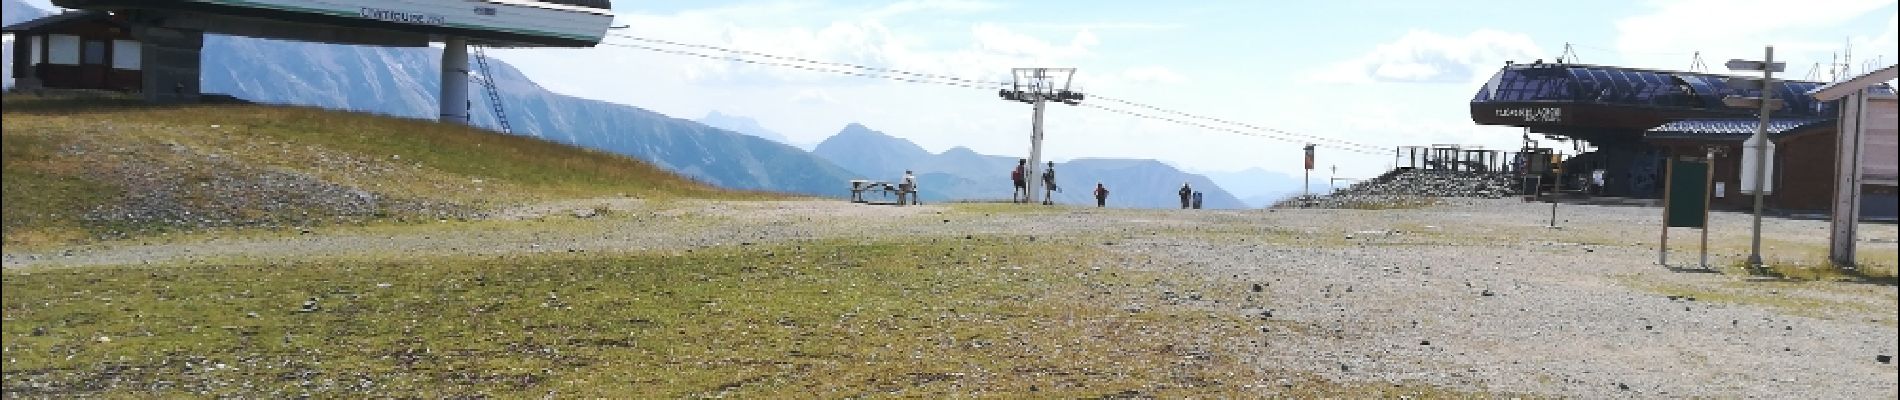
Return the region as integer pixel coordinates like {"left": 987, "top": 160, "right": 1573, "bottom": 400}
{"left": 1192, "top": 191, "right": 1204, "bottom": 209}
{"left": 1093, "top": 182, "right": 1109, "bottom": 207}
{"left": 1040, "top": 161, "right": 1058, "bottom": 205}
{"left": 1011, "top": 159, "right": 1028, "bottom": 203}
{"left": 1178, "top": 182, "right": 1193, "bottom": 209}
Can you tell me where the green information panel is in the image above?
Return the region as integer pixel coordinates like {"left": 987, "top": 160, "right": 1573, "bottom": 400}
{"left": 1665, "top": 159, "right": 1709, "bottom": 228}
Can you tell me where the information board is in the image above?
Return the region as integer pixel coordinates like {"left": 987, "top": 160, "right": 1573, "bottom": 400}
{"left": 1665, "top": 159, "right": 1709, "bottom": 228}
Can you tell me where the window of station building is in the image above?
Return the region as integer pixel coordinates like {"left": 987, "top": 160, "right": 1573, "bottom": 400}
{"left": 1627, "top": 72, "right": 1676, "bottom": 106}
{"left": 81, "top": 40, "right": 107, "bottom": 65}
{"left": 46, "top": 34, "right": 79, "bottom": 65}
{"left": 1491, "top": 68, "right": 1574, "bottom": 102}
{"left": 31, "top": 35, "right": 44, "bottom": 65}
{"left": 111, "top": 40, "right": 139, "bottom": 70}
{"left": 1586, "top": 69, "right": 1617, "bottom": 102}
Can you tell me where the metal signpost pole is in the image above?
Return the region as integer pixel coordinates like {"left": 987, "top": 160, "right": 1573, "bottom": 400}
{"left": 1660, "top": 159, "right": 1673, "bottom": 266}
{"left": 1304, "top": 144, "right": 1315, "bottom": 201}
{"left": 1703, "top": 147, "right": 1716, "bottom": 269}
{"left": 1745, "top": 47, "right": 1774, "bottom": 269}
{"left": 1723, "top": 47, "right": 1786, "bottom": 270}
{"left": 1551, "top": 198, "right": 1559, "bottom": 228}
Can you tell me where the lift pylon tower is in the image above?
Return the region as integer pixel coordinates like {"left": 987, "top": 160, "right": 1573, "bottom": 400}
{"left": 998, "top": 68, "right": 1083, "bottom": 205}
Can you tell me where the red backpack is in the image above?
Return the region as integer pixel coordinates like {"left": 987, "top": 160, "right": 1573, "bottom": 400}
{"left": 1011, "top": 167, "right": 1023, "bottom": 181}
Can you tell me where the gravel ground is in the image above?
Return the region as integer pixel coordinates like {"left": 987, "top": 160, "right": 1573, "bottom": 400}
{"left": 5, "top": 198, "right": 1895, "bottom": 397}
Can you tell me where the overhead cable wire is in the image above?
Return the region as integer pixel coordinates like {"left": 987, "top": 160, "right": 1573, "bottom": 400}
{"left": 1568, "top": 42, "right": 1696, "bottom": 56}
{"left": 609, "top": 33, "right": 1010, "bottom": 88}
{"left": 1080, "top": 103, "right": 1385, "bottom": 155}
{"left": 1090, "top": 95, "right": 1389, "bottom": 152}
{"left": 596, "top": 41, "right": 1003, "bottom": 90}
{"left": 604, "top": 35, "right": 1392, "bottom": 155}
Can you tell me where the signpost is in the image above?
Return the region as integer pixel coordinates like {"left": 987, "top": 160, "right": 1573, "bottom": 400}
{"left": 1725, "top": 47, "right": 1784, "bottom": 270}
{"left": 1303, "top": 144, "right": 1316, "bottom": 204}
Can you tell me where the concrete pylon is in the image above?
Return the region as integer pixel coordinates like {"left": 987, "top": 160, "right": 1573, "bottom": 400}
{"left": 439, "top": 37, "right": 470, "bottom": 124}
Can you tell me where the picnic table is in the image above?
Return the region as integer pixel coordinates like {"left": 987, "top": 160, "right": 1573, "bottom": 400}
{"left": 849, "top": 180, "right": 917, "bottom": 205}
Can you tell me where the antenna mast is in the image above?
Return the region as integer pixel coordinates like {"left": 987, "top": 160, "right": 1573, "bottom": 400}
{"left": 1841, "top": 39, "right": 1853, "bottom": 79}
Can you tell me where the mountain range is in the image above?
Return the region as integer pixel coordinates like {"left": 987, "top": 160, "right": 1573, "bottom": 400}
{"left": 696, "top": 111, "right": 812, "bottom": 150}
{"left": 195, "top": 34, "right": 857, "bottom": 196}
{"left": 1198, "top": 167, "right": 1304, "bottom": 207}
{"left": 2, "top": 0, "right": 1276, "bottom": 207}
{"left": 811, "top": 124, "right": 1248, "bottom": 209}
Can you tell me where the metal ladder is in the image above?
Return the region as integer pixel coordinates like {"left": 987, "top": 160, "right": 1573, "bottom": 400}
{"left": 471, "top": 45, "right": 513, "bottom": 134}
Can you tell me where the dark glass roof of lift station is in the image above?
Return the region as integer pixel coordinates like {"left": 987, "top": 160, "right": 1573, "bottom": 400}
{"left": 1471, "top": 63, "right": 1856, "bottom": 119}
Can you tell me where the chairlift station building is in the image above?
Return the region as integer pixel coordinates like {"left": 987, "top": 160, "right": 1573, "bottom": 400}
{"left": 8, "top": 0, "right": 613, "bottom": 124}
{"left": 1469, "top": 61, "right": 1896, "bottom": 219}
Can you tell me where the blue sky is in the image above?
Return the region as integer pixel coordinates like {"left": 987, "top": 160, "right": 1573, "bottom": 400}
{"left": 489, "top": 0, "right": 1898, "bottom": 180}
{"left": 19, "top": 0, "right": 1894, "bottom": 180}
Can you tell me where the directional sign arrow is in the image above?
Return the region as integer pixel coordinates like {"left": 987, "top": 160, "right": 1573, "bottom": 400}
{"left": 1722, "top": 95, "right": 1786, "bottom": 110}
{"left": 1725, "top": 77, "right": 1780, "bottom": 91}
{"left": 1725, "top": 59, "right": 1787, "bottom": 72}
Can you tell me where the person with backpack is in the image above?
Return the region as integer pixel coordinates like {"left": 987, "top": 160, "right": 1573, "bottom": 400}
{"left": 1093, "top": 182, "right": 1109, "bottom": 207}
{"left": 1178, "top": 182, "right": 1192, "bottom": 209}
{"left": 1040, "top": 161, "right": 1058, "bottom": 205}
{"left": 1011, "top": 159, "right": 1027, "bottom": 203}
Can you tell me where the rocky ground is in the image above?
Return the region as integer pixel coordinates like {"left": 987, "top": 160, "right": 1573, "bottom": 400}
{"left": 5, "top": 198, "right": 1895, "bottom": 398}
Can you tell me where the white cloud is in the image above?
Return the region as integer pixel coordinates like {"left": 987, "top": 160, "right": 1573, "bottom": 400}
{"left": 867, "top": 0, "right": 1002, "bottom": 19}
{"left": 790, "top": 88, "right": 836, "bottom": 104}
{"left": 1120, "top": 66, "right": 1187, "bottom": 84}
{"left": 1610, "top": 0, "right": 1897, "bottom": 75}
{"left": 1614, "top": 0, "right": 1891, "bottom": 55}
{"left": 970, "top": 23, "right": 1096, "bottom": 59}
{"left": 1311, "top": 29, "right": 1545, "bottom": 84}
{"left": 501, "top": 2, "right": 1110, "bottom": 150}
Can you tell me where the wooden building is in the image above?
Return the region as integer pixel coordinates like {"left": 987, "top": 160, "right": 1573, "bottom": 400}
{"left": 1647, "top": 116, "right": 1897, "bottom": 219}
{"left": 4, "top": 10, "right": 142, "bottom": 92}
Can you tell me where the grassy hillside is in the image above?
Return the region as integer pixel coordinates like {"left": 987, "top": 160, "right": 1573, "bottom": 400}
{"left": 2, "top": 95, "right": 770, "bottom": 247}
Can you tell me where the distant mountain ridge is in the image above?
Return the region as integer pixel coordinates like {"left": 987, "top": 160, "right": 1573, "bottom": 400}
{"left": 696, "top": 111, "right": 809, "bottom": 150}
{"left": 189, "top": 32, "right": 857, "bottom": 196}
{"left": 810, "top": 124, "right": 1247, "bottom": 209}
{"left": 1199, "top": 167, "right": 1303, "bottom": 208}
{"left": 1, "top": 1, "right": 48, "bottom": 88}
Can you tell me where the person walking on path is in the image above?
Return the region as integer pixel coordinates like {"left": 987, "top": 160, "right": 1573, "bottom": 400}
{"left": 1178, "top": 182, "right": 1193, "bottom": 209}
{"left": 1011, "top": 159, "right": 1028, "bottom": 203}
{"left": 1093, "top": 182, "right": 1109, "bottom": 208}
{"left": 1040, "top": 161, "right": 1058, "bottom": 205}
